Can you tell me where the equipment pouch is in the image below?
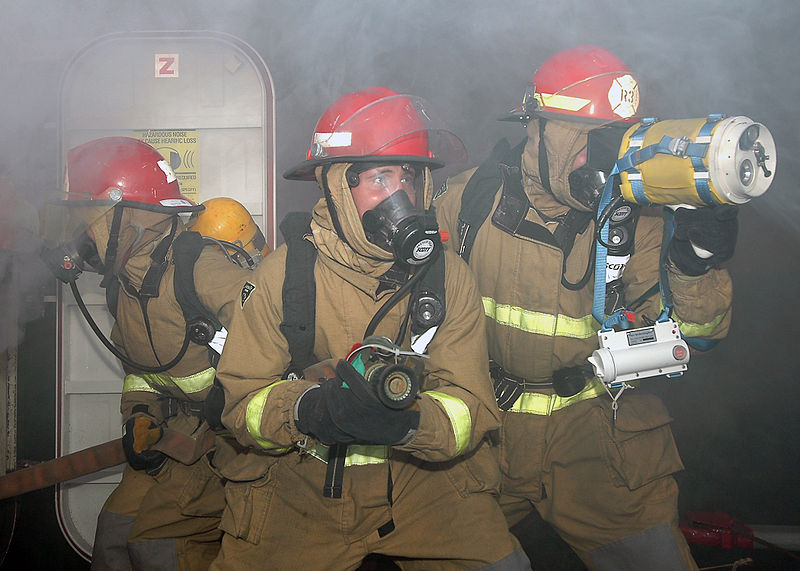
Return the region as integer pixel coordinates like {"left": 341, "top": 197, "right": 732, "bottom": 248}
{"left": 598, "top": 393, "right": 684, "bottom": 490}
{"left": 177, "top": 453, "right": 226, "bottom": 518}
{"left": 219, "top": 477, "right": 275, "bottom": 545}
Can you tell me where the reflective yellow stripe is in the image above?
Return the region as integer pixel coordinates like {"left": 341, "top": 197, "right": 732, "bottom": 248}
{"left": 535, "top": 92, "right": 591, "bottom": 112}
{"left": 123, "top": 367, "right": 217, "bottom": 396}
{"left": 122, "top": 374, "right": 160, "bottom": 394}
{"left": 246, "top": 379, "right": 293, "bottom": 451}
{"left": 671, "top": 310, "right": 726, "bottom": 338}
{"left": 510, "top": 378, "right": 606, "bottom": 415}
{"left": 483, "top": 297, "right": 599, "bottom": 339}
{"left": 659, "top": 300, "right": 727, "bottom": 338}
{"left": 425, "top": 391, "right": 471, "bottom": 455}
{"left": 308, "top": 444, "right": 390, "bottom": 466}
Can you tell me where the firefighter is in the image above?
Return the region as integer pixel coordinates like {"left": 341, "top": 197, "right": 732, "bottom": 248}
{"left": 41, "top": 137, "right": 263, "bottom": 570}
{"left": 434, "top": 46, "right": 736, "bottom": 570}
{"left": 208, "top": 87, "right": 530, "bottom": 570}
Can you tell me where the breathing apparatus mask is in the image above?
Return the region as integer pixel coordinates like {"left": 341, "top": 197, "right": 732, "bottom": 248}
{"left": 347, "top": 162, "right": 441, "bottom": 266}
{"left": 40, "top": 228, "right": 105, "bottom": 284}
{"left": 39, "top": 201, "right": 116, "bottom": 284}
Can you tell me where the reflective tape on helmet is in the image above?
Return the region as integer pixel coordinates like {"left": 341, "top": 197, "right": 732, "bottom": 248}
{"left": 424, "top": 391, "right": 471, "bottom": 455}
{"left": 246, "top": 379, "right": 294, "bottom": 451}
{"left": 308, "top": 444, "right": 390, "bottom": 466}
{"left": 510, "top": 378, "right": 606, "bottom": 415}
{"left": 123, "top": 367, "right": 217, "bottom": 396}
{"left": 535, "top": 92, "right": 591, "bottom": 113}
{"left": 483, "top": 297, "right": 600, "bottom": 339}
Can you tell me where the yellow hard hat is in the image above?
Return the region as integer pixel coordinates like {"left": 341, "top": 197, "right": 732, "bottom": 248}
{"left": 191, "top": 197, "right": 270, "bottom": 266}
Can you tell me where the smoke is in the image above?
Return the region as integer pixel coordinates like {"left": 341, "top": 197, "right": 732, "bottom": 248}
{"left": 1, "top": 0, "right": 799, "bottom": 525}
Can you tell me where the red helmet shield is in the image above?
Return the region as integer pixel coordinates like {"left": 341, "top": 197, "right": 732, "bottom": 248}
{"left": 285, "top": 87, "right": 466, "bottom": 180}
{"left": 65, "top": 137, "right": 200, "bottom": 212}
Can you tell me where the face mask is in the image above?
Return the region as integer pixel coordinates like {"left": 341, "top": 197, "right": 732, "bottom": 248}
{"left": 566, "top": 124, "right": 629, "bottom": 210}
{"left": 40, "top": 228, "right": 105, "bottom": 283}
{"left": 361, "top": 190, "right": 441, "bottom": 266}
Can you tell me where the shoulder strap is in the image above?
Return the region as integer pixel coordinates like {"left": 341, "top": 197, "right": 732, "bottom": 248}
{"left": 279, "top": 212, "right": 318, "bottom": 378}
{"left": 456, "top": 138, "right": 513, "bottom": 263}
{"left": 172, "top": 231, "right": 223, "bottom": 332}
{"left": 409, "top": 236, "right": 447, "bottom": 349}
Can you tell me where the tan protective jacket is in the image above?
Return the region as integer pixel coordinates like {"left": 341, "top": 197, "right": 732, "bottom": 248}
{"left": 434, "top": 149, "right": 733, "bottom": 383}
{"left": 110, "top": 227, "right": 256, "bottom": 461}
{"left": 214, "top": 171, "right": 500, "bottom": 485}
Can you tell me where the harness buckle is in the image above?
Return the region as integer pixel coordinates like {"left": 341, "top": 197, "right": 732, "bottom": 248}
{"left": 668, "top": 136, "right": 691, "bottom": 157}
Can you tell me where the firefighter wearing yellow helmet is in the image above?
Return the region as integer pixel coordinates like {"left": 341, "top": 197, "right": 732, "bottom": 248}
{"left": 190, "top": 197, "right": 271, "bottom": 268}
{"left": 436, "top": 46, "right": 737, "bottom": 569}
{"left": 42, "top": 137, "right": 266, "bottom": 570}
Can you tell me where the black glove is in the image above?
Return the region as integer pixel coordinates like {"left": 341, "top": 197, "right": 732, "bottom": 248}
{"left": 295, "top": 360, "right": 420, "bottom": 446}
{"left": 295, "top": 384, "right": 356, "bottom": 446}
{"left": 325, "top": 360, "right": 420, "bottom": 445}
{"left": 122, "top": 415, "right": 167, "bottom": 474}
{"left": 203, "top": 379, "right": 225, "bottom": 430}
{"left": 668, "top": 205, "right": 738, "bottom": 276}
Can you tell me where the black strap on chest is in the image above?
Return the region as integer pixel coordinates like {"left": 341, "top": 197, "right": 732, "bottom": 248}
{"left": 457, "top": 138, "right": 593, "bottom": 289}
{"left": 172, "top": 231, "right": 224, "bottom": 359}
{"left": 279, "top": 212, "right": 319, "bottom": 379}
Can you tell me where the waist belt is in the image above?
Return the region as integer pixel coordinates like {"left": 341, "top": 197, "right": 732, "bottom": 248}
{"left": 507, "top": 378, "right": 606, "bottom": 415}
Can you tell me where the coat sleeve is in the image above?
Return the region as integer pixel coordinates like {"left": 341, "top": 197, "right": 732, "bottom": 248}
{"left": 624, "top": 213, "right": 732, "bottom": 341}
{"left": 394, "top": 251, "right": 500, "bottom": 462}
{"left": 212, "top": 247, "right": 317, "bottom": 452}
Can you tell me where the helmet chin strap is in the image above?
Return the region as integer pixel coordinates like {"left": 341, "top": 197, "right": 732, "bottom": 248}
{"left": 100, "top": 204, "right": 124, "bottom": 289}
{"left": 538, "top": 118, "right": 553, "bottom": 195}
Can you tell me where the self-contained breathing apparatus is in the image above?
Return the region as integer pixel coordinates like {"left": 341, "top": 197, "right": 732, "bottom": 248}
{"left": 279, "top": 210, "right": 445, "bottom": 499}
{"left": 456, "top": 112, "right": 776, "bottom": 401}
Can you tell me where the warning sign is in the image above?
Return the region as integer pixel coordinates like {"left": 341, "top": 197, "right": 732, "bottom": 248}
{"left": 133, "top": 129, "right": 200, "bottom": 203}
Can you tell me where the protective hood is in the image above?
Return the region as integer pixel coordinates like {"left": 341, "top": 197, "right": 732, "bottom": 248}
{"left": 85, "top": 206, "right": 184, "bottom": 289}
{"left": 309, "top": 162, "right": 435, "bottom": 278}
{"left": 521, "top": 117, "right": 596, "bottom": 212}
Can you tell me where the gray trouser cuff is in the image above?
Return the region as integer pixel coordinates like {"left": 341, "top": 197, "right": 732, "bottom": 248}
{"left": 589, "top": 522, "right": 691, "bottom": 571}
{"left": 476, "top": 546, "right": 532, "bottom": 571}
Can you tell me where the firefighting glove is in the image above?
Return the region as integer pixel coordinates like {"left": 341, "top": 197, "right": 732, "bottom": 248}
{"left": 202, "top": 379, "right": 225, "bottom": 431}
{"left": 324, "top": 360, "right": 420, "bottom": 445}
{"left": 122, "top": 413, "right": 167, "bottom": 474}
{"left": 295, "top": 385, "right": 356, "bottom": 446}
{"left": 668, "top": 205, "right": 738, "bottom": 276}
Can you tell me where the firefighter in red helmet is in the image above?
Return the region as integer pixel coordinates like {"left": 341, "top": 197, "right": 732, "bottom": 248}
{"left": 41, "top": 137, "right": 265, "bottom": 570}
{"left": 435, "top": 46, "right": 737, "bottom": 569}
{"left": 208, "top": 87, "right": 530, "bottom": 569}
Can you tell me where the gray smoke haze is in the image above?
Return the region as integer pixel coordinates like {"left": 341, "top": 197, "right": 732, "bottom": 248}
{"left": 1, "top": 0, "right": 799, "bottom": 529}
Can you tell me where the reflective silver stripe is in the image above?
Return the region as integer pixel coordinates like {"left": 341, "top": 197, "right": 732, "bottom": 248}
{"left": 307, "top": 444, "right": 390, "bottom": 466}
{"left": 425, "top": 391, "right": 471, "bottom": 454}
{"left": 246, "top": 379, "right": 293, "bottom": 451}
{"left": 123, "top": 367, "right": 217, "bottom": 396}
{"left": 483, "top": 297, "right": 599, "bottom": 339}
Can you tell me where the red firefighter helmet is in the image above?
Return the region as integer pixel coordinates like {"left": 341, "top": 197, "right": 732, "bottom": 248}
{"left": 508, "top": 45, "right": 640, "bottom": 124}
{"left": 284, "top": 86, "right": 466, "bottom": 180}
{"left": 65, "top": 137, "right": 202, "bottom": 213}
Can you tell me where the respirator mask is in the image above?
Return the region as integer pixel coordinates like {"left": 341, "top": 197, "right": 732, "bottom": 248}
{"left": 40, "top": 227, "right": 105, "bottom": 283}
{"left": 348, "top": 163, "right": 441, "bottom": 266}
{"left": 566, "top": 125, "right": 629, "bottom": 210}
